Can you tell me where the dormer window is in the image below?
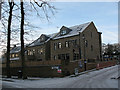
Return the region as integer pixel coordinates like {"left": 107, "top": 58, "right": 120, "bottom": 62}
{"left": 40, "top": 34, "right": 49, "bottom": 42}
{"left": 61, "top": 30, "right": 66, "bottom": 35}
{"left": 59, "top": 26, "right": 72, "bottom": 36}
{"left": 41, "top": 37, "right": 44, "bottom": 41}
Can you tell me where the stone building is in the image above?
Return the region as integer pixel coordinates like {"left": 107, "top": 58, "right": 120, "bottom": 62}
{"left": 10, "top": 45, "right": 21, "bottom": 61}
{"left": 3, "top": 21, "right": 102, "bottom": 62}
{"left": 2, "top": 21, "right": 103, "bottom": 77}
{"left": 51, "top": 21, "right": 102, "bottom": 62}
{"left": 26, "top": 33, "right": 57, "bottom": 61}
{"left": 9, "top": 21, "right": 102, "bottom": 62}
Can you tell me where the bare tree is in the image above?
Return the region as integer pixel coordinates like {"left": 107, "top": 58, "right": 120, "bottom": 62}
{"left": 1, "top": 0, "right": 56, "bottom": 79}
{"left": 20, "top": 0, "right": 28, "bottom": 79}
{"left": 20, "top": 0, "right": 56, "bottom": 79}
{"left": 6, "top": 1, "right": 14, "bottom": 78}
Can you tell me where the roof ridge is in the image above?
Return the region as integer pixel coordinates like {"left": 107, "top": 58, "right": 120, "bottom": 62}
{"left": 69, "top": 21, "right": 91, "bottom": 28}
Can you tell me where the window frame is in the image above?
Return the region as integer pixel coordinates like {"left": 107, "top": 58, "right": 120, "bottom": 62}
{"left": 65, "top": 41, "right": 69, "bottom": 47}
{"left": 58, "top": 42, "right": 62, "bottom": 49}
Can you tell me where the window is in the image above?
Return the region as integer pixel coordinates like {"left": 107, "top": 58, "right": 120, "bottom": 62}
{"left": 41, "top": 37, "right": 44, "bottom": 40}
{"left": 66, "top": 54, "right": 70, "bottom": 60}
{"left": 28, "top": 50, "right": 30, "bottom": 55}
{"left": 28, "top": 50, "right": 33, "bottom": 55}
{"left": 58, "top": 54, "right": 61, "bottom": 60}
{"left": 33, "top": 49, "right": 35, "bottom": 54}
{"left": 27, "top": 49, "right": 35, "bottom": 55}
{"left": 74, "top": 39, "right": 77, "bottom": 45}
{"left": 54, "top": 55, "right": 57, "bottom": 60}
{"left": 16, "top": 54, "right": 18, "bottom": 57}
{"left": 73, "top": 53, "right": 79, "bottom": 60}
{"left": 37, "top": 48, "right": 43, "bottom": 54}
{"left": 65, "top": 41, "right": 69, "bottom": 47}
{"left": 58, "top": 42, "right": 62, "bottom": 48}
{"left": 40, "top": 48, "right": 43, "bottom": 54}
{"left": 41, "top": 37, "right": 44, "bottom": 41}
{"left": 54, "top": 43, "right": 57, "bottom": 50}
{"left": 12, "top": 54, "right": 15, "bottom": 58}
{"left": 91, "top": 45, "right": 93, "bottom": 51}
{"left": 61, "top": 30, "right": 66, "bottom": 35}
{"left": 70, "top": 39, "right": 77, "bottom": 46}
{"left": 58, "top": 54, "right": 70, "bottom": 60}
{"left": 85, "top": 40, "right": 88, "bottom": 47}
{"left": 91, "top": 32, "right": 92, "bottom": 38}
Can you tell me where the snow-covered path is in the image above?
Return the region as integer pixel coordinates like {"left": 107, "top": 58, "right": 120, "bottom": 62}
{"left": 2, "top": 65, "right": 119, "bottom": 88}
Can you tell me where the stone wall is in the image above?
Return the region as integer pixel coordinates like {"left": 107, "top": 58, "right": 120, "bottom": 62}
{"left": 2, "top": 60, "right": 117, "bottom": 77}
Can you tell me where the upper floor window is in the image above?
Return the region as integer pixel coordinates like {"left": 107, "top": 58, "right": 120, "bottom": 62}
{"left": 71, "top": 39, "right": 77, "bottom": 46}
{"left": 28, "top": 50, "right": 33, "bottom": 55}
{"left": 65, "top": 41, "right": 69, "bottom": 47}
{"left": 33, "top": 49, "right": 35, "bottom": 54}
{"left": 58, "top": 54, "right": 61, "bottom": 60}
{"left": 58, "top": 42, "right": 62, "bottom": 48}
{"left": 40, "top": 48, "right": 43, "bottom": 54}
{"left": 54, "top": 43, "right": 57, "bottom": 50}
{"left": 91, "top": 32, "right": 92, "bottom": 38}
{"left": 41, "top": 37, "right": 44, "bottom": 41}
{"left": 91, "top": 45, "right": 93, "bottom": 51}
{"left": 12, "top": 54, "right": 15, "bottom": 58}
{"left": 85, "top": 40, "right": 88, "bottom": 47}
{"left": 61, "top": 30, "right": 66, "bottom": 35}
{"left": 28, "top": 50, "right": 30, "bottom": 55}
{"left": 38, "top": 49, "right": 43, "bottom": 54}
{"left": 16, "top": 54, "right": 18, "bottom": 57}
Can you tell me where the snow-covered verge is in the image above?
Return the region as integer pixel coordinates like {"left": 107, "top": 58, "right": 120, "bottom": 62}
{"left": 2, "top": 65, "right": 119, "bottom": 88}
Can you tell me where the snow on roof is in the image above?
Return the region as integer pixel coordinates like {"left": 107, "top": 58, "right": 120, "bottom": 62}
{"left": 10, "top": 45, "right": 28, "bottom": 54}
{"left": 28, "top": 37, "right": 43, "bottom": 47}
{"left": 53, "top": 22, "right": 91, "bottom": 40}
{"left": 28, "top": 22, "right": 91, "bottom": 46}
{"left": 28, "top": 33, "right": 57, "bottom": 47}
{"left": 10, "top": 46, "right": 21, "bottom": 53}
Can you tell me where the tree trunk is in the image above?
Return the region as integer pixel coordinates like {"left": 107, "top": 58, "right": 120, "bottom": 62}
{"left": 6, "top": 2, "right": 14, "bottom": 78}
{"left": 20, "top": 1, "right": 27, "bottom": 79}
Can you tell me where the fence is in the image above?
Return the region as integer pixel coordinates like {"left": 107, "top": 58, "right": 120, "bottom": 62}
{"left": 96, "top": 60, "right": 117, "bottom": 70}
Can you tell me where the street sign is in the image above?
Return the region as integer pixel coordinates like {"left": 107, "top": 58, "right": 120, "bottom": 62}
{"left": 57, "top": 69, "right": 61, "bottom": 73}
{"left": 51, "top": 66, "right": 59, "bottom": 70}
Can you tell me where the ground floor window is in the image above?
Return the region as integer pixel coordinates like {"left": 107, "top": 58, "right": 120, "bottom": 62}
{"left": 73, "top": 53, "right": 79, "bottom": 60}
{"left": 58, "top": 53, "right": 69, "bottom": 60}
{"left": 54, "top": 55, "right": 57, "bottom": 60}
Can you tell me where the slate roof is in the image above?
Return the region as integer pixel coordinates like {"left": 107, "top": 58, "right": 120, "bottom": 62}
{"left": 10, "top": 21, "right": 92, "bottom": 52}
{"left": 10, "top": 45, "right": 28, "bottom": 54}
{"left": 28, "top": 33, "right": 58, "bottom": 47}
{"left": 53, "top": 22, "right": 91, "bottom": 40}
{"left": 10, "top": 46, "right": 21, "bottom": 53}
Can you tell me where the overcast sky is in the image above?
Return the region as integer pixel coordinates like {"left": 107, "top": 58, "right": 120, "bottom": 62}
{"left": 30, "top": 2, "right": 118, "bottom": 44}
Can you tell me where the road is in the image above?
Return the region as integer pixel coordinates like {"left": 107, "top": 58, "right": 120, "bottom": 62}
{"left": 2, "top": 65, "right": 119, "bottom": 88}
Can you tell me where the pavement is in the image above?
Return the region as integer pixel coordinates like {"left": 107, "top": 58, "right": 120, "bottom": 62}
{"left": 70, "top": 68, "right": 96, "bottom": 77}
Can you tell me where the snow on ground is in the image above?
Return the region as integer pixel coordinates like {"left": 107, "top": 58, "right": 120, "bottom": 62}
{"left": 2, "top": 65, "right": 119, "bottom": 88}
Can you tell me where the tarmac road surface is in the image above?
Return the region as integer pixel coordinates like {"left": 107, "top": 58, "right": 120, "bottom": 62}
{"left": 2, "top": 65, "right": 119, "bottom": 88}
